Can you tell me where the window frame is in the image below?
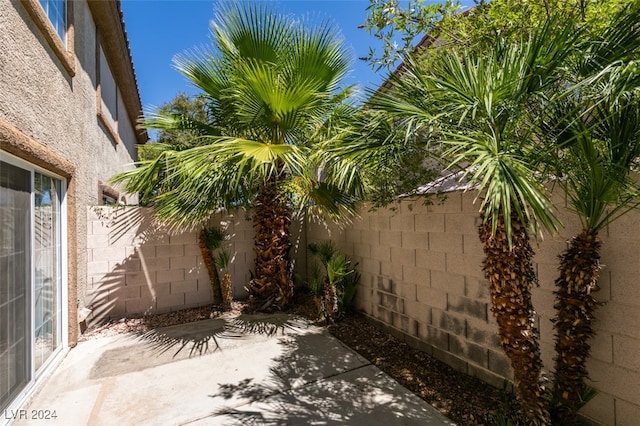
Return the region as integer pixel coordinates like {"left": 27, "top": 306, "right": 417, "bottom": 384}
{"left": 21, "top": 0, "right": 75, "bottom": 76}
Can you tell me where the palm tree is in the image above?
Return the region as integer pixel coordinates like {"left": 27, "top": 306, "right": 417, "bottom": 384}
{"left": 538, "top": 6, "right": 640, "bottom": 422}
{"left": 368, "top": 20, "right": 578, "bottom": 423}
{"left": 112, "top": 2, "right": 362, "bottom": 311}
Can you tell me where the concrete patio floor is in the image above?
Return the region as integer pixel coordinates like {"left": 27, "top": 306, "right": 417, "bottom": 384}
{"left": 16, "top": 314, "right": 455, "bottom": 425}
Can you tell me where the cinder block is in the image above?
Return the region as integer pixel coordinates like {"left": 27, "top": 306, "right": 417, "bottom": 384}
{"left": 345, "top": 228, "right": 361, "bottom": 244}
{"left": 531, "top": 287, "right": 556, "bottom": 319}
{"left": 578, "top": 393, "right": 615, "bottom": 426}
{"left": 185, "top": 290, "right": 211, "bottom": 306}
{"left": 374, "top": 305, "right": 393, "bottom": 324}
{"left": 113, "top": 285, "right": 141, "bottom": 300}
{"left": 597, "top": 301, "right": 640, "bottom": 339}
{"left": 432, "top": 347, "right": 468, "bottom": 373}
{"left": 380, "top": 260, "right": 403, "bottom": 281}
{"left": 378, "top": 291, "right": 400, "bottom": 311}
{"left": 447, "top": 295, "right": 488, "bottom": 321}
{"left": 615, "top": 398, "right": 640, "bottom": 426}
{"left": 462, "top": 234, "right": 483, "bottom": 256}
{"left": 403, "top": 265, "right": 430, "bottom": 286}
{"left": 142, "top": 257, "right": 171, "bottom": 272}
{"left": 149, "top": 282, "right": 171, "bottom": 296}
{"left": 461, "top": 192, "right": 481, "bottom": 214}
{"left": 415, "top": 213, "right": 445, "bottom": 233}
{"left": 610, "top": 270, "right": 640, "bottom": 307}
{"left": 488, "top": 349, "right": 512, "bottom": 379}
{"left": 445, "top": 213, "right": 479, "bottom": 235}
{"left": 169, "top": 232, "right": 196, "bottom": 245}
{"left": 87, "top": 234, "right": 109, "bottom": 249}
{"left": 87, "top": 261, "right": 110, "bottom": 276}
{"left": 537, "top": 313, "right": 554, "bottom": 345}
{"left": 108, "top": 259, "right": 141, "bottom": 273}
{"left": 379, "top": 230, "right": 402, "bottom": 247}
{"left": 184, "top": 244, "right": 201, "bottom": 256}
{"left": 376, "top": 276, "right": 394, "bottom": 293}
{"left": 155, "top": 269, "right": 185, "bottom": 284}
{"left": 353, "top": 243, "right": 371, "bottom": 259}
{"left": 416, "top": 286, "right": 447, "bottom": 310}
{"left": 170, "top": 255, "right": 198, "bottom": 270}
{"left": 124, "top": 297, "right": 156, "bottom": 315}
{"left": 156, "top": 293, "right": 185, "bottom": 310}
{"left": 432, "top": 308, "right": 466, "bottom": 336}
{"left": 445, "top": 253, "right": 484, "bottom": 278}
{"left": 467, "top": 363, "right": 511, "bottom": 390}
{"left": 390, "top": 213, "right": 415, "bottom": 232}
{"left": 393, "top": 313, "right": 410, "bottom": 333}
{"left": 415, "top": 250, "right": 446, "bottom": 272}
{"left": 391, "top": 246, "right": 415, "bottom": 265}
{"left": 466, "top": 317, "right": 501, "bottom": 349}
{"left": 370, "top": 215, "right": 390, "bottom": 230}
{"left": 535, "top": 261, "right": 559, "bottom": 292}
{"left": 587, "top": 358, "right": 640, "bottom": 406}
{"left": 430, "top": 270, "right": 465, "bottom": 295}
{"left": 171, "top": 280, "right": 198, "bottom": 294}
{"left": 403, "top": 300, "right": 429, "bottom": 324}
{"left": 465, "top": 278, "right": 490, "bottom": 301}
{"left": 156, "top": 244, "right": 185, "bottom": 258}
{"left": 613, "top": 334, "right": 640, "bottom": 370}
{"left": 449, "top": 335, "right": 489, "bottom": 368}
{"left": 401, "top": 231, "right": 429, "bottom": 249}
{"left": 370, "top": 244, "right": 391, "bottom": 262}
{"left": 92, "top": 220, "right": 110, "bottom": 235}
{"left": 429, "top": 232, "right": 463, "bottom": 254}
{"left": 420, "top": 325, "right": 449, "bottom": 351}
{"left": 426, "top": 193, "right": 462, "bottom": 213}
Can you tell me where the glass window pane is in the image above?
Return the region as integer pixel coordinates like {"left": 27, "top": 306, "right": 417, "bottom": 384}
{"left": 37, "top": 0, "right": 66, "bottom": 43}
{"left": 33, "top": 173, "right": 61, "bottom": 371}
{"left": 0, "top": 161, "right": 31, "bottom": 412}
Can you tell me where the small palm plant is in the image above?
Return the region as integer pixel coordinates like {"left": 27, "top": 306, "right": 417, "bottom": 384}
{"left": 308, "top": 241, "right": 359, "bottom": 322}
{"left": 199, "top": 226, "right": 226, "bottom": 306}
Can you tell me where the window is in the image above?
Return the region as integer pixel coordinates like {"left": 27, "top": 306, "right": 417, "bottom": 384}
{"left": 37, "top": 0, "right": 66, "bottom": 42}
{"left": 21, "top": 0, "right": 75, "bottom": 76}
{"left": 96, "top": 43, "right": 121, "bottom": 144}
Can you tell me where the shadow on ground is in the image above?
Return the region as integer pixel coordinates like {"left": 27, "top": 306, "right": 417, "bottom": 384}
{"left": 205, "top": 326, "right": 450, "bottom": 425}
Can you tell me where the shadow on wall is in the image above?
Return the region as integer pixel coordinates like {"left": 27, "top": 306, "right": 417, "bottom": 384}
{"left": 86, "top": 206, "right": 213, "bottom": 326}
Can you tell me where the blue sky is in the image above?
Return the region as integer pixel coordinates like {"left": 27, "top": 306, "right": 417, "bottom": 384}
{"left": 120, "top": 1, "right": 472, "bottom": 117}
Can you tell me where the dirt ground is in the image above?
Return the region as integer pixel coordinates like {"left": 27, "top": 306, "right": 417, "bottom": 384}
{"left": 80, "top": 296, "right": 526, "bottom": 425}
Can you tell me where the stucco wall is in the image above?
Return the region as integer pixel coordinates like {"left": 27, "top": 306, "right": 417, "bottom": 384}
{"left": 306, "top": 190, "right": 640, "bottom": 426}
{"left": 0, "top": 0, "right": 140, "bottom": 332}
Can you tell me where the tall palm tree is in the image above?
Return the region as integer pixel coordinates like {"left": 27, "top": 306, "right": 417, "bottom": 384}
{"left": 538, "top": 6, "right": 640, "bottom": 422}
{"left": 368, "top": 20, "right": 578, "bottom": 423}
{"left": 112, "top": 2, "right": 362, "bottom": 311}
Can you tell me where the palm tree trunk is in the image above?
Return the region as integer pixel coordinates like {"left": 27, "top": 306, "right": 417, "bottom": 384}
{"left": 479, "top": 208, "right": 549, "bottom": 425}
{"left": 221, "top": 271, "right": 233, "bottom": 311}
{"left": 198, "top": 229, "right": 223, "bottom": 305}
{"left": 247, "top": 177, "right": 294, "bottom": 311}
{"left": 552, "top": 230, "right": 601, "bottom": 425}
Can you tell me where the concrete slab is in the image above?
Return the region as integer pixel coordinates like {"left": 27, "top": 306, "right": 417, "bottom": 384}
{"left": 14, "top": 315, "right": 455, "bottom": 426}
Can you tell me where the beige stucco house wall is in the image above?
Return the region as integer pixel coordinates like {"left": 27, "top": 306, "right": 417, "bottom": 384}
{"left": 0, "top": 0, "right": 145, "bottom": 416}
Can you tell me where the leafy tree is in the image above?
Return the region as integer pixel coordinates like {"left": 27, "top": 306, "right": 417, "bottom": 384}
{"left": 112, "top": 2, "right": 369, "bottom": 311}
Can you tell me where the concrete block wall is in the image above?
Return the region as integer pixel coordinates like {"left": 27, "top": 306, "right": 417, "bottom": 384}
{"left": 85, "top": 206, "right": 256, "bottom": 324}
{"left": 307, "top": 190, "right": 640, "bottom": 425}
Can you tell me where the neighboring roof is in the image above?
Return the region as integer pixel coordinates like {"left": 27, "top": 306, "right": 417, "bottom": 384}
{"left": 88, "top": 0, "right": 148, "bottom": 144}
{"left": 411, "top": 170, "right": 476, "bottom": 195}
